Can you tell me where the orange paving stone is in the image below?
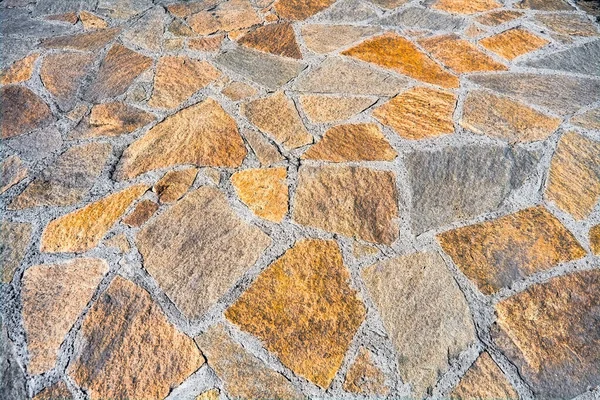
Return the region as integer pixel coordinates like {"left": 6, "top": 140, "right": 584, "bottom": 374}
{"left": 451, "top": 352, "right": 518, "bottom": 399}
{"left": 343, "top": 348, "right": 390, "bottom": 395}
{"left": 299, "top": 94, "right": 376, "bottom": 123}
{"left": 480, "top": 27, "right": 549, "bottom": 60}
{"left": 230, "top": 167, "right": 289, "bottom": 222}
{"left": 0, "top": 53, "right": 38, "bottom": 85}
{"left": 153, "top": 168, "right": 199, "bottom": 204}
{"left": 590, "top": 225, "right": 600, "bottom": 255}
{"left": 0, "top": 85, "right": 53, "bottom": 139}
{"left": 274, "top": 0, "right": 337, "bottom": 20}
{"left": 238, "top": 22, "right": 302, "bottom": 59}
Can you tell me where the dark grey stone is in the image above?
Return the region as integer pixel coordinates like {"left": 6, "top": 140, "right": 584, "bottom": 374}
{"left": 7, "top": 126, "right": 64, "bottom": 162}
{"left": 31, "top": 0, "right": 93, "bottom": 16}
{"left": 0, "top": 318, "right": 26, "bottom": 400}
{"left": 0, "top": 37, "right": 38, "bottom": 69}
{"left": 0, "top": 8, "right": 73, "bottom": 37}
{"left": 381, "top": 7, "right": 466, "bottom": 31}
{"left": 318, "top": 0, "right": 378, "bottom": 22}
{"left": 524, "top": 40, "right": 600, "bottom": 77}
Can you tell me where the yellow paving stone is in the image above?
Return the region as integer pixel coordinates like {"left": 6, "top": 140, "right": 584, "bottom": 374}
{"left": 41, "top": 184, "right": 147, "bottom": 253}
{"left": 432, "top": 0, "right": 502, "bottom": 14}
{"left": 79, "top": 11, "right": 108, "bottom": 30}
{"left": 122, "top": 199, "right": 158, "bottom": 227}
{"left": 231, "top": 167, "right": 288, "bottom": 222}
{"left": 196, "top": 389, "right": 220, "bottom": 400}
{"left": 480, "top": 27, "right": 549, "bottom": 60}
{"left": 451, "top": 352, "right": 518, "bottom": 399}
{"left": 476, "top": 10, "right": 523, "bottom": 26}
{"left": 571, "top": 108, "right": 600, "bottom": 131}
{"left": 373, "top": 86, "right": 456, "bottom": 140}
{"left": 0, "top": 155, "right": 28, "bottom": 195}
{"left": 0, "top": 53, "right": 38, "bottom": 85}
{"left": 590, "top": 225, "right": 600, "bottom": 255}
{"left": 1, "top": 85, "right": 53, "bottom": 139}
{"left": 299, "top": 95, "right": 376, "bottom": 123}
{"left": 301, "top": 24, "right": 381, "bottom": 53}
{"left": 221, "top": 81, "right": 257, "bottom": 100}
{"left": 187, "top": 0, "right": 261, "bottom": 35}
{"left": 73, "top": 102, "right": 154, "bottom": 138}
{"left": 274, "top": 0, "right": 337, "bottom": 20}
{"left": 242, "top": 129, "right": 285, "bottom": 166}
{"left": 153, "top": 168, "right": 199, "bottom": 204}
{"left": 226, "top": 239, "right": 366, "bottom": 389}
{"left": 238, "top": 22, "right": 301, "bottom": 59}
{"left": 343, "top": 348, "right": 390, "bottom": 395}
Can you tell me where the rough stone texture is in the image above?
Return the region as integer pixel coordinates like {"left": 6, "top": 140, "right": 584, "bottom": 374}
{"left": 517, "top": 0, "right": 573, "bottom": 10}
{"left": 9, "top": 142, "right": 112, "bottom": 209}
{"left": 352, "top": 242, "right": 379, "bottom": 258}
{"left": 103, "top": 233, "right": 130, "bottom": 253}
{"left": 293, "top": 165, "right": 398, "bottom": 244}
{"left": 69, "top": 276, "right": 204, "bottom": 400}
{"left": 274, "top": 0, "right": 336, "bottom": 20}
{"left": 137, "top": 187, "right": 271, "bottom": 320}
{"left": 1, "top": 85, "right": 53, "bottom": 139}
{"left": 149, "top": 56, "right": 221, "bottom": 109}
{"left": 33, "top": 381, "right": 73, "bottom": 400}
{"left": 221, "top": 81, "right": 257, "bottom": 101}
{"left": 590, "top": 225, "right": 600, "bottom": 255}
{"left": 41, "top": 184, "right": 147, "bottom": 253}
{"left": 299, "top": 95, "right": 376, "bottom": 123}
{"left": 406, "top": 145, "right": 538, "bottom": 234}
{"left": 432, "top": 0, "right": 501, "bottom": 14}
{"left": 301, "top": 24, "right": 381, "bottom": 53}
{"left": 362, "top": 252, "right": 476, "bottom": 396}
{"left": 534, "top": 14, "right": 598, "bottom": 37}
{"left": 73, "top": 102, "right": 154, "bottom": 138}
{"left": 5, "top": 126, "right": 63, "bottom": 161}
{"left": 231, "top": 167, "right": 288, "bottom": 222}
{"left": 0, "top": 318, "right": 27, "bottom": 400}
{"left": 41, "top": 28, "right": 120, "bottom": 51}
{"left": 460, "top": 91, "right": 561, "bottom": 143}
{"left": 117, "top": 98, "right": 246, "bottom": 179}
{"left": 122, "top": 7, "right": 165, "bottom": 51}
{"left": 187, "top": 0, "right": 260, "bottom": 35}
{"left": 493, "top": 270, "right": 600, "bottom": 399}
{"left": 480, "top": 27, "right": 548, "bottom": 60}
{"left": 546, "top": 132, "right": 600, "bottom": 220}
{"left": 122, "top": 199, "right": 158, "bottom": 227}
{"left": 571, "top": 108, "right": 600, "bottom": 131}
{"left": 381, "top": 7, "right": 465, "bottom": 31}
{"left": 96, "top": 0, "right": 153, "bottom": 19}
{"left": 317, "top": 0, "right": 377, "bottom": 22}
{"left": 0, "top": 221, "right": 32, "bottom": 283}
{"left": 343, "top": 348, "right": 389, "bottom": 396}
{"left": 226, "top": 239, "right": 366, "bottom": 388}
{"left": 238, "top": 22, "right": 301, "bottom": 59}
{"left": 451, "top": 352, "right": 518, "bottom": 400}
{"left": 525, "top": 40, "right": 600, "bottom": 77}
{"left": 476, "top": 10, "right": 523, "bottom": 26}
{"left": 80, "top": 11, "right": 107, "bottom": 30}
{"left": 438, "top": 206, "right": 586, "bottom": 295}
{"left": 195, "top": 324, "right": 303, "bottom": 399}
{"left": 196, "top": 389, "right": 220, "bottom": 400}
{"left": 302, "top": 123, "right": 396, "bottom": 162}
{"left": 0, "top": 53, "right": 38, "bottom": 85}
{"left": 243, "top": 129, "right": 285, "bottom": 166}
{"left": 242, "top": 91, "right": 312, "bottom": 150}
{"left": 0, "top": 155, "right": 28, "bottom": 194}
{"left": 373, "top": 86, "right": 456, "bottom": 140}
{"left": 188, "top": 35, "right": 224, "bottom": 52}
{"left": 22, "top": 258, "right": 108, "bottom": 374}
{"left": 153, "top": 168, "right": 199, "bottom": 204}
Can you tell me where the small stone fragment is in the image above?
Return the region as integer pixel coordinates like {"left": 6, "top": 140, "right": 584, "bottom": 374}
{"left": 451, "top": 352, "right": 518, "bottom": 400}
{"left": 546, "top": 132, "right": 600, "bottom": 220}
{"left": 380, "top": 7, "right": 466, "bottom": 31}
{"left": 343, "top": 348, "right": 389, "bottom": 396}
{"left": 96, "top": 0, "right": 153, "bottom": 19}
{"left": 122, "top": 199, "right": 158, "bottom": 227}
{"left": 22, "top": 258, "right": 108, "bottom": 374}
{"left": 243, "top": 129, "right": 284, "bottom": 166}
{"left": 41, "top": 184, "right": 147, "bottom": 253}
{"left": 516, "top": 0, "right": 574, "bottom": 10}
{"left": 534, "top": 14, "right": 598, "bottom": 37}
{"left": 69, "top": 276, "right": 204, "bottom": 400}
{"left": 40, "top": 52, "right": 95, "bottom": 110}
{"left": 195, "top": 324, "right": 303, "bottom": 399}
{"left": 33, "top": 381, "right": 73, "bottom": 400}
{"left": 293, "top": 165, "right": 398, "bottom": 244}
{"left": 0, "top": 221, "right": 32, "bottom": 283}
{"left": 1, "top": 85, "right": 53, "bottom": 139}
{"left": 361, "top": 252, "right": 476, "bottom": 396}
{"left": 274, "top": 0, "right": 336, "bottom": 20}
{"left": 352, "top": 241, "right": 379, "bottom": 258}
{"left": 572, "top": 108, "right": 600, "bottom": 131}
{"left": 188, "top": 0, "right": 261, "bottom": 34}
{"left": 301, "top": 25, "right": 380, "bottom": 53}
{"left": 153, "top": 168, "right": 198, "bottom": 204}
{"left": 188, "top": 35, "right": 225, "bottom": 52}
{"left": 45, "top": 12, "right": 79, "bottom": 24}
{"left": 66, "top": 105, "right": 89, "bottom": 123}
{"left": 369, "top": 0, "right": 407, "bottom": 8}
{"left": 41, "top": 28, "right": 121, "bottom": 51}
{"left": 0, "top": 53, "right": 38, "bottom": 84}
{"left": 299, "top": 95, "right": 376, "bottom": 123}
{"left": 103, "top": 233, "right": 130, "bottom": 253}
{"left": 238, "top": 22, "right": 301, "bottom": 59}
{"left": 476, "top": 10, "right": 523, "bottom": 26}
{"left": 231, "top": 167, "right": 288, "bottom": 222}
{"left": 373, "top": 86, "right": 456, "bottom": 140}
{"left": 590, "top": 225, "right": 600, "bottom": 255}
{"left": 480, "top": 27, "right": 548, "bottom": 60}
{"left": 79, "top": 11, "right": 107, "bottom": 30}
{"left": 122, "top": 7, "right": 165, "bottom": 51}
{"left": 432, "top": 0, "right": 501, "bottom": 14}
{"left": 74, "top": 102, "right": 154, "bottom": 138}
{"left": 302, "top": 123, "right": 396, "bottom": 162}
{"left": 168, "top": 19, "right": 193, "bottom": 36}
{"left": 226, "top": 239, "right": 366, "bottom": 388}
{"left": 196, "top": 389, "right": 220, "bottom": 400}
{"left": 0, "top": 155, "right": 28, "bottom": 194}
{"left": 242, "top": 91, "right": 312, "bottom": 150}
{"left": 221, "top": 81, "right": 257, "bottom": 100}
{"left": 525, "top": 40, "right": 600, "bottom": 77}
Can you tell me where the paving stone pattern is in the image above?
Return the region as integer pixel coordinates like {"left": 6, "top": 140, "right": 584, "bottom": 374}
{"left": 0, "top": 0, "right": 599, "bottom": 399}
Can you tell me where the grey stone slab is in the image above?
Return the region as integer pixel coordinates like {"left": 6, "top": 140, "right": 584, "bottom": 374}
{"left": 381, "top": 7, "right": 466, "bottom": 31}
{"left": 122, "top": 6, "right": 166, "bottom": 52}
{"left": 524, "top": 40, "right": 600, "bottom": 77}
{"left": 32, "top": 0, "right": 94, "bottom": 16}
{"left": 0, "top": 36, "right": 39, "bottom": 70}
{"left": 6, "top": 126, "right": 64, "bottom": 162}
{"left": 0, "top": 8, "right": 73, "bottom": 37}
{"left": 96, "top": 0, "right": 154, "bottom": 19}
{"left": 0, "top": 318, "right": 26, "bottom": 400}
{"left": 318, "top": 0, "right": 378, "bottom": 22}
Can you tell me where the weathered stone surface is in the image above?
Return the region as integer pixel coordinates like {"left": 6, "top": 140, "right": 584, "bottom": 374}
{"left": 122, "top": 199, "right": 158, "bottom": 227}
{"left": 0, "top": 221, "right": 31, "bottom": 283}
{"left": 10, "top": 143, "right": 112, "bottom": 209}
{"left": 293, "top": 166, "right": 398, "bottom": 244}
{"left": 380, "top": 7, "right": 466, "bottom": 31}
{"left": 460, "top": 91, "right": 561, "bottom": 142}
{"left": 480, "top": 27, "right": 548, "bottom": 60}
{"left": 303, "top": 123, "right": 396, "bottom": 162}
{"left": 517, "top": 0, "right": 574, "bottom": 10}
{"left": 188, "top": 0, "right": 260, "bottom": 34}
{"left": 362, "top": 252, "right": 476, "bottom": 396}
{"left": 84, "top": 44, "right": 152, "bottom": 102}
{"left": 571, "top": 108, "right": 600, "bottom": 131}
{"left": 33, "top": 381, "right": 73, "bottom": 400}
{"left": 153, "top": 168, "right": 198, "bottom": 204}
{"left": 117, "top": 99, "right": 246, "bottom": 180}
{"left": 299, "top": 95, "right": 376, "bottom": 123}
{"left": 432, "top": 0, "right": 501, "bottom": 14}
{"left": 41, "top": 185, "right": 147, "bottom": 253}
{"left": 137, "top": 187, "right": 271, "bottom": 320}
{"left": 188, "top": 35, "right": 225, "bottom": 52}
{"left": 231, "top": 167, "right": 288, "bottom": 222}
{"left": 0, "top": 318, "right": 27, "bottom": 400}
{"left": 343, "top": 33, "right": 459, "bottom": 88}
{"left": 96, "top": 0, "right": 153, "bottom": 19}
{"left": 1, "top": 85, "right": 53, "bottom": 139}
{"left": 301, "top": 24, "right": 380, "bottom": 53}
{"left": 373, "top": 87, "right": 456, "bottom": 140}
{"left": 591, "top": 225, "right": 600, "bottom": 255}
{"left": 215, "top": 46, "right": 304, "bottom": 90}
{"left": 168, "top": 19, "right": 193, "bottom": 36}
{"left": 534, "top": 14, "right": 598, "bottom": 37}
{"left": 226, "top": 239, "right": 366, "bottom": 388}
{"left": 195, "top": 324, "right": 303, "bottom": 399}
{"left": 239, "top": 22, "right": 301, "bottom": 59}
{"left": 525, "top": 40, "right": 600, "bottom": 76}
{"left": 406, "top": 145, "right": 537, "bottom": 234}
{"left": 476, "top": 10, "right": 523, "bottom": 26}
{"left": 575, "top": 0, "right": 600, "bottom": 16}
{"left": 40, "top": 52, "right": 94, "bottom": 110}
{"left": 221, "top": 81, "right": 257, "bottom": 100}
{"left": 438, "top": 206, "right": 585, "bottom": 295}
{"left": 493, "top": 270, "right": 600, "bottom": 399}
{"left": 0, "top": 53, "right": 38, "bottom": 84}
{"left": 73, "top": 102, "right": 154, "bottom": 138}
{"left": 168, "top": 1, "right": 218, "bottom": 17}
{"left": 293, "top": 57, "right": 409, "bottom": 95}
{"left": 103, "top": 233, "right": 130, "bottom": 253}
{"left": 318, "top": 0, "right": 378, "bottom": 22}
{"left": 80, "top": 11, "right": 108, "bottom": 30}
{"left": 122, "top": 7, "right": 165, "bottom": 51}
{"left": 5, "top": 126, "right": 63, "bottom": 161}
{"left": 41, "top": 28, "right": 120, "bottom": 51}
{"left": 546, "top": 132, "right": 600, "bottom": 220}
{"left": 274, "top": 0, "right": 336, "bottom": 20}
{"left": 22, "top": 258, "right": 108, "bottom": 374}
{"left": 0, "top": 155, "right": 28, "bottom": 194}
{"left": 343, "top": 348, "right": 389, "bottom": 395}
{"left": 1, "top": 8, "right": 73, "bottom": 37}
{"left": 242, "top": 91, "right": 312, "bottom": 150}
{"left": 451, "top": 352, "right": 518, "bottom": 400}
{"left": 243, "top": 129, "right": 284, "bottom": 166}
{"left": 149, "top": 56, "right": 221, "bottom": 109}
{"left": 69, "top": 276, "right": 204, "bottom": 400}
{"left": 45, "top": 13, "right": 79, "bottom": 24}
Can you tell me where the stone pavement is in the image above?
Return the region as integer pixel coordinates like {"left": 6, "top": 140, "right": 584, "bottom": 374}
{"left": 1, "top": 0, "right": 599, "bottom": 399}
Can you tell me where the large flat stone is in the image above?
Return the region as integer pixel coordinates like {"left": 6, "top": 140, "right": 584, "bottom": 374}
{"left": 1, "top": 85, "right": 53, "bottom": 139}
{"left": 525, "top": 40, "right": 600, "bottom": 76}
{"left": 72, "top": 102, "right": 154, "bottom": 138}
{"left": 380, "top": 7, "right": 466, "bottom": 31}
{"left": 479, "top": 27, "right": 548, "bottom": 60}
{"left": 534, "top": 13, "right": 598, "bottom": 37}
{"left": 40, "top": 52, "right": 95, "bottom": 111}
{"left": 238, "top": 22, "right": 301, "bottom": 59}
{"left": 187, "top": 0, "right": 260, "bottom": 34}
{"left": 41, "top": 28, "right": 121, "bottom": 51}
{"left": 274, "top": 0, "right": 336, "bottom": 20}
{"left": 122, "top": 7, "right": 165, "bottom": 51}
{"left": 0, "top": 220, "right": 32, "bottom": 283}
{"left": 299, "top": 94, "right": 376, "bottom": 123}
{"left": 301, "top": 24, "right": 381, "bottom": 53}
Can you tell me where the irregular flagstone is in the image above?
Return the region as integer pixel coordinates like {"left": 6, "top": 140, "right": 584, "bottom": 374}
{"left": 534, "top": 14, "right": 598, "bottom": 37}
{"left": 238, "top": 22, "right": 301, "bottom": 59}
{"left": 576, "top": 0, "right": 600, "bottom": 16}
{"left": 1, "top": 8, "right": 73, "bottom": 38}
{"left": 0, "top": 85, "right": 53, "bottom": 139}
{"left": 103, "top": 233, "right": 130, "bottom": 253}
{"left": 352, "top": 241, "right": 379, "bottom": 258}
{"left": 293, "top": 165, "right": 399, "bottom": 244}
{"left": 96, "top": 0, "right": 153, "bottom": 19}
{"left": 188, "top": 35, "right": 224, "bottom": 52}
{"left": 301, "top": 25, "right": 381, "bottom": 53}
{"left": 302, "top": 123, "right": 396, "bottom": 162}
{"left": 432, "top": 0, "right": 501, "bottom": 14}
{"left": 73, "top": 102, "right": 154, "bottom": 138}
{"left": 373, "top": 86, "right": 456, "bottom": 139}
{"left": 215, "top": 46, "right": 304, "bottom": 90}
{"left": 79, "top": 11, "right": 108, "bottom": 30}
{"left": 226, "top": 239, "right": 366, "bottom": 388}
{"left": 571, "top": 108, "right": 600, "bottom": 131}
{"left": 6, "top": 126, "right": 63, "bottom": 161}
{"left": 84, "top": 44, "right": 152, "bottom": 102}
{"left": 451, "top": 352, "right": 518, "bottom": 399}
{"left": 40, "top": 52, "right": 95, "bottom": 110}
{"left": 41, "top": 28, "right": 121, "bottom": 51}
{"left": 117, "top": 98, "right": 246, "bottom": 180}
{"left": 318, "top": 0, "right": 378, "bottom": 23}
{"left": 69, "top": 276, "right": 204, "bottom": 400}
{"left": 221, "top": 81, "right": 257, "bottom": 101}
{"left": 343, "top": 348, "right": 390, "bottom": 396}
{"left": 342, "top": 33, "right": 459, "bottom": 88}
{"left": 195, "top": 324, "right": 303, "bottom": 399}
{"left": 187, "top": 0, "right": 261, "bottom": 35}
{"left": 361, "top": 252, "right": 476, "bottom": 396}
{"left": 480, "top": 27, "right": 549, "bottom": 60}
{"left": 231, "top": 167, "right": 288, "bottom": 222}
{"left": 0, "top": 53, "right": 38, "bottom": 84}
{"left": 299, "top": 95, "right": 376, "bottom": 123}
{"left": 274, "top": 0, "right": 337, "bottom": 20}
{"left": 137, "top": 187, "right": 271, "bottom": 320}
{"left": 153, "top": 167, "right": 198, "bottom": 204}
{"left": 0, "top": 155, "right": 28, "bottom": 194}
{"left": 22, "top": 258, "right": 108, "bottom": 374}
{"left": 516, "top": 0, "right": 574, "bottom": 11}
{"left": 525, "top": 40, "right": 600, "bottom": 76}
{"left": 33, "top": 381, "right": 73, "bottom": 400}
{"left": 10, "top": 143, "right": 112, "bottom": 209}
{"left": 168, "top": 19, "right": 193, "bottom": 36}
{"left": 590, "top": 225, "right": 600, "bottom": 255}
{"left": 546, "top": 132, "right": 600, "bottom": 220}
{"left": 122, "top": 7, "right": 165, "bottom": 51}
{"left": 493, "top": 270, "right": 600, "bottom": 399}
{"left": 460, "top": 91, "right": 561, "bottom": 142}
{"left": 41, "top": 184, "right": 147, "bottom": 253}
{"left": 476, "top": 10, "right": 523, "bottom": 26}
{"left": 242, "top": 91, "right": 312, "bottom": 150}
{"left": 406, "top": 144, "right": 538, "bottom": 234}
{"left": 148, "top": 56, "right": 221, "bottom": 109}
{"left": 292, "top": 57, "right": 410, "bottom": 96}
{"left": 0, "top": 318, "right": 27, "bottom": 400}
{"left": 0, "top": 221, "right": 32, "bottom": 283}
{"left": 380, "top": 7, "right": 466, "bottom": 31}
{"left": 122, "top": 199, "right": 158, "bottom": 227}
{"left": 438, "top": 206, "right": 585, "bottom": 295}
{"left": 468, "top": 73, "right": 600, "bottom": 114}
{"left": 243, "top": 129, "right": 284, "bottom": 166}
{"left": 45, "top": 13, "right": 79, "bottom": 24}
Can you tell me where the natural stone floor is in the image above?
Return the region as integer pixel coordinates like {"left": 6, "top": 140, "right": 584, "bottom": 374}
{"left": 1, "top": 0, "right": 600, "bottom": 399}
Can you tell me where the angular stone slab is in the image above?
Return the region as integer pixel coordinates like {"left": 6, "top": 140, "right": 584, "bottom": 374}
{"left": 343, "top": 348, "right": 390, "bottom": 396}
{"left": 40, "top": 52, "right": 95, "bottom": 111}
{"left": 72, "top": 102, "right": 154, "bottom": 138}
{"left": 301, "top": 25, "right": 381, "bottom": 53}
{"left": 0, "top": 53, "right": 38, "bottom": 85}
{"left": 317, "top": 0, "right": 378, "bottom": 22}
{"left": 451, "top": 352, "right": 518, "bottom": 399}
{"left": 153, "top": 168, "right": 198, "bottom": 204}
{"left": 122, "top": 7, "right": 165, "bottom": 51}
{"left": 1, "top": 85, "right": 53, "bottom": 139}
{"left": 231, "top": 167, "right": 288, "bottom": 222}
{"left": 0, "top": 220, "right": 32, "bottom": 283}
{"left": 432, "top": 0, "right": 501, "bottom": 14}
{"left": 381, "top": 7, "right": 466, "bottom": 31}
{"left": 0, "top": 155, "right": 28, "bottom": 194}
{"left": 299, "top": 94, "right": 376, "bottom": 123}
{"left": 187, "top": 0, "right": 260, "bottom": 35}
{"left": 41, "top": 28, "right": 121, "bottom": 51}
{"left": 525, "top": 40, "right": 600, "bottom": 77}
{"left": 479, "top": 27, "right": 548, "bottom": 60}
{"left": 571, "top": 108, "right": 600, "bottom": 131}
{"left": 122, "top": 199, "right": 158, "bottom": 227}
{"left": 274, "top": 0, "right": 337, "bottom": 20}
{"left": 238, "top": 22, "right": 301, "bottom": 59}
